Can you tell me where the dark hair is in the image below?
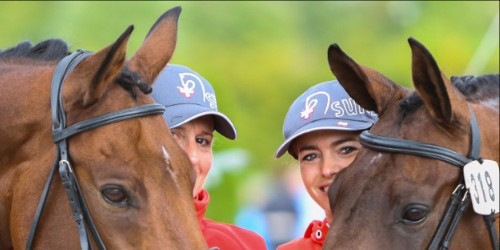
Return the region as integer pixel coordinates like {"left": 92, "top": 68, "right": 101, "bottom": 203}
{"left": 452, "top": 74, "right": 499, "bottom": 103}
{"left": 400, "top": 74, "right": 499, "bottom": 116}
{"left": 0, "top": 39, "right": 69, "bottom": 61}
{"left": 1, "top": 39, "right": 152, "bottom": 98}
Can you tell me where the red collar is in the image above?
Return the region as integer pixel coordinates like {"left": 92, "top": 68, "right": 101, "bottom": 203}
{"left": 194, "top": 189, "right": 210, "bottom": 222}
{"left": 304, "top": 218, "right": 330, "bottom": 244}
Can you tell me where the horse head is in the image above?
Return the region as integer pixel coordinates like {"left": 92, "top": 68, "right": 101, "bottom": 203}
{"left": 324, "top": 38, "right": 499, "bottom": 249}
{"left": 0, "top": 6, "right": 207, "bottom": 249}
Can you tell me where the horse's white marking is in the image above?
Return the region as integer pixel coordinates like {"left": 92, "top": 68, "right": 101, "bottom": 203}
{"left": 369, "top": 153, "right": 383, "bottom": 165}
{"left": 161, "top": 146, "right": 176, "bottom": 181}
{"left": 161, "top": 146, "right": 170, "bottom": 163}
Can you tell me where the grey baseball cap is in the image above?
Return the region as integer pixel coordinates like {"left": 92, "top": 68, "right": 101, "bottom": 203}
{"left": 152, "top": 64, "right": 237, "bottom": 140}
{"left": 275, "top": 80, "right": 378, "bottom": 158}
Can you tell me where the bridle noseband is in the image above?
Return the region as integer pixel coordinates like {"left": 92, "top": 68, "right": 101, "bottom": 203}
{"left": 26, "top": 50, "right": 166, "bottom": 250}
{"left": 359, "top": 110, "right": 498, "bottom": 250}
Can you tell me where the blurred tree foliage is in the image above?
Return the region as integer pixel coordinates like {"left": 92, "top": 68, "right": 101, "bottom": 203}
{"left": 1, "top": 1, "right": 498, "bottom": 223}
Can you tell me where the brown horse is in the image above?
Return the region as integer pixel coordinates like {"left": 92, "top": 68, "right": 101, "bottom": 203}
{"left": 0, "top": 6, "right": 207, "bottom": 249}
{"left": 324, "top": 38, "right": 499, "bottom": 249}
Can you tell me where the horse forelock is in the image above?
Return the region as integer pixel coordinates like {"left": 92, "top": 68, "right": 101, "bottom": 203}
{"left": 116, "top": 66, "right": 153, "bottom": 99}
{"left": 399, "top": 92, "right": 423, "bottom": 119}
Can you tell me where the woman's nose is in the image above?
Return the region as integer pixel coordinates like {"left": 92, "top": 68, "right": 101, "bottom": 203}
{"left": 321, "top": 156, "right": 342, "bottom": 177}
{"left": 190, "top": 153, "right": 199, "bottom": 166}
{"left": 186, "top": 145, "right": 199, "bottom": 166}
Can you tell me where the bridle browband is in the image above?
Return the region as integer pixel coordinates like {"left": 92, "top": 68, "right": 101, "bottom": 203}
{"left": 26, "top": 50, "right": 166, "bottom": 250}
{"left": 359, "top": 109, "right": 498, "bottom": 250}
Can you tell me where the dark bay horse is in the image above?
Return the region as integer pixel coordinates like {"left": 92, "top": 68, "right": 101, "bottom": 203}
{"left": 324, "top": 38, "right": 499, "bottom": 249}
{"left": 0, "top": 6, "right": 207, "bottom": 249}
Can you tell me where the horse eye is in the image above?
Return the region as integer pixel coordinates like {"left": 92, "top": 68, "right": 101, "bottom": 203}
{"left": 101, "top": 185, "right": 129, "bottom": 206}
{"left": 401, "top": 204, "right": 428, "bottom": 224}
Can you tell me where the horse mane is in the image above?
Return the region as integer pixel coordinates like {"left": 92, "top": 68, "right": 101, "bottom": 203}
{"left": 451, "top": 74, "right": 499, "bottom": 103}
{"left": 0, "top": 39, "right": 152, "bottom": 98}
{"left": 0, "top": 39, "right": 69, "bottom": 61}
{"left": 400, "top": 74, "right": 499, "bottom": 116}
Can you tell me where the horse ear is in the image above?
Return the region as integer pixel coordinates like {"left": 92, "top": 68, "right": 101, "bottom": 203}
{"left": 408, "top": 38, "right": 467, "bottom": 124}
{"left": 327, "top": 44, "right": 407, "bottom": 115}
{"left": 128, "top": 6, "right": 181, "bottom": 84}
{"left": 68, "top": 26, "right": 132, "bottom": 107}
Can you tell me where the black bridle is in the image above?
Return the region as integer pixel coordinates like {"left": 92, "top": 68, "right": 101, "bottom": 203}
{"left": 26, "top": 50, "right": 166, "bottom": 250}
{"left": 359, "top": 109, "right": 498, "bottom": 250}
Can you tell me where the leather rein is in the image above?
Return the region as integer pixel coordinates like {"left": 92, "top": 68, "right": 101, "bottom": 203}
{"left": 25, "top": 50, "right": 166, "bottom": 250}
{"left": 359, "top": 109, "right": 498, "bottom": 250}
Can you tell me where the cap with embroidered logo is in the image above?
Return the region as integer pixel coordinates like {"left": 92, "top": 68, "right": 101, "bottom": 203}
{"left": 152, "top": 64, "right": 237, "bottom": 140}
{"left": 275, "top": 80, "right": 378, "bottom": 158}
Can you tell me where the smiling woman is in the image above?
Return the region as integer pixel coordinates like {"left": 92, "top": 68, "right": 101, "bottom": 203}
{"left": 0, "top": 6, "right": 207, "bottom": 249}
{"left": 274, "top": 80, "right": 378, "bottom": 249}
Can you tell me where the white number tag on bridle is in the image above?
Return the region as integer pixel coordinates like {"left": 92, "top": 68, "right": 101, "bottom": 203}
{"left": 463, "top": 159, "right": 499, "bottom": 215}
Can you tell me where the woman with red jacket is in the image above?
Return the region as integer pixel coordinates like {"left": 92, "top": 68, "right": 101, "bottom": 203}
{"left": 274, "top": 80, "right": 378, "bottom": 249}
{"left": 153, "top": 64, "right": 267, "bottom": 250}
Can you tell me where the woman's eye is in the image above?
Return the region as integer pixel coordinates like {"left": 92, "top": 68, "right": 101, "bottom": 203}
{"left": 101, "top": 185, "right": 129, "bottom": 207}
{"left": 196, "top": 137, "right": 211, "bottom": 146}
{"left": 301, "top": 153, "right": 317, "bottom": 162}
{"left": 340, "top": 146, "right": 357, "bottom": 155}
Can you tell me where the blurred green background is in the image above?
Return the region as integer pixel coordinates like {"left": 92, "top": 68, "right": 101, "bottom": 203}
{"left": 1, "top": 1, "right": 498, "bottom": 224}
